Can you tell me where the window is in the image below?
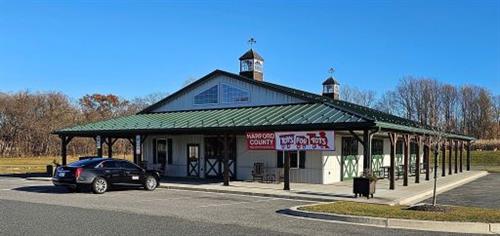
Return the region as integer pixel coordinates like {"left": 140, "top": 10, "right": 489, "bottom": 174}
{"left": 222, "top": 84, "right": 249, "bottom": 103}
{"left": 120, "top": 161, "right": 140, "bottom": 170}
{"left": 277, "top": 150, "right": 306, "bottom": 169}
{"left": 240, "top": 59, "right": 253, "bottom": 71}
{"left": 396, "top": 141, "right": 403, "bottom": 154}
{"left": 194, "top": 85, "right": 218, "bottom": 104}
{"left": 342, "top": 137, "right": 358, "bottom": 155}
{"left": 372, "top": 139, "right": 384, "bottom": 155}
{"left": 156, "top": 139, "right": 167, "bottom": 165}
{"left": 254, "top": 60, "right": 263, "bottom": 72}
{"left": 97, "top": 161, "right": 118, "bottom": 168}
{"left": 410, "top": 142, "right": 417, "bottom": 154}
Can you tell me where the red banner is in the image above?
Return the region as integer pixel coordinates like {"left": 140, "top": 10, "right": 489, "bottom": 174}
{"left": 246, "top": 132, "right": 276, "bottom": 150}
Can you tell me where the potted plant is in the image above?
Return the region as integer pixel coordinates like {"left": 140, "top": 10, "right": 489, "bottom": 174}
{"left": 353, "top": 169, "right": 377, "bottom": 199}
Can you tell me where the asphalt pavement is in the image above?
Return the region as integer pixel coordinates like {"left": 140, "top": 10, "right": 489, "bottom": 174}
{"left": 0, "top": 177, "right": 479, "bottom": 236}
{"left": 422, "top": 173, "right": 500, "bottom": 209}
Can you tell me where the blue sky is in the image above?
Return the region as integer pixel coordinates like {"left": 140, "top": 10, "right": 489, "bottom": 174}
{"left": 0, "top": 0, "right": 499, "bottom": 99}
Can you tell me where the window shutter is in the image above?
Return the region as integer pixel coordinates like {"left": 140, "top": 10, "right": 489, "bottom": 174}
{"left": 277, "top": 151, "right": 284, "bottom": 168}
{"left": 299, "top": 151, "right": 306, "bottom": 169}
{"left": 167, "top": 139, "right": 173, "bottom": 164}
{"left": 152, "top": 139, "right": 157, "bottom": 164}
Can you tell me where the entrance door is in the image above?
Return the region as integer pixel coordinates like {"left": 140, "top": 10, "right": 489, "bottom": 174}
{"left": 187, "top": 144, "right": 200, "bottom": 177}
{"left": 204, "top": 137, "right": 236, "bottom": 179}
{"left": 341, "top": 137, "right": 359, "bottom": 181}
{"left": 157, "top": 140, "right": 167, "bottom": 172}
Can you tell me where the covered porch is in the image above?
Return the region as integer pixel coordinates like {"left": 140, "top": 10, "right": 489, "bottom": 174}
{"left": 160, "top": 170, "right": 488, "bottom": 205}
{"left": 52, "top": 102, "right": 475, "bottom": 192}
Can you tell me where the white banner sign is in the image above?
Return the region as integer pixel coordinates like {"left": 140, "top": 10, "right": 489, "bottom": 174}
{"left": 275, "top": 131, "right": 335, "bottom": 151}
{"left": 135, "top": 135, "right": 141, "bottom": 154}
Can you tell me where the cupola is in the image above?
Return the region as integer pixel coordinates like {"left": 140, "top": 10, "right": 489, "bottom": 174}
{"left": 322, "top": 68, "right": 340, "bottom": 100}
{"left": 239, "top": 39, "right": 264, "bottom": 81}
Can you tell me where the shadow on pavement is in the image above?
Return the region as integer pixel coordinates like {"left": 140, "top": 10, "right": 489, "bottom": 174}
{"left": 0, "top": 172, "right": 50, "bottom": 178}
{"left": 12, "top": 185, "right": 145, "bottom": 194}
{"left": 160, "top": 177, "right": 223, "bottom": 185}
{"left": 12, "top": 185, "right": 73, "bottom": 194}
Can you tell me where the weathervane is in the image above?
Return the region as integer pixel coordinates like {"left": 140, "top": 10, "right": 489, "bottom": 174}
{"left": 248, "top": 37, "right": 257, "bottom": 48}
{"left": 328, "top": 67, "right": 336, "bottom": 76}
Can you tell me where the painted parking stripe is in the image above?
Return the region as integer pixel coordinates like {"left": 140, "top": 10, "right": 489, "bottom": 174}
{"left": 164, "top": 188, "right": 319, "bottom": 203}
{"left": 136, "top": 197, "right": 195, "bottom": 202}
{"left": 198, "top": 198, "right": 281, "bottom": 208}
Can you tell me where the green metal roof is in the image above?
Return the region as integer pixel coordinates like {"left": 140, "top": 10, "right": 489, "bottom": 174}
{"left": 55, "top": 70, "right": 475, "bottom": 140}
{"left": 55, "top": 103, "right": 372, "bottom": 136}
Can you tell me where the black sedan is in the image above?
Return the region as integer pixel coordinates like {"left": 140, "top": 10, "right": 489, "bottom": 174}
{"left": 52, "top": 158, "right": 160, "bottom": 194}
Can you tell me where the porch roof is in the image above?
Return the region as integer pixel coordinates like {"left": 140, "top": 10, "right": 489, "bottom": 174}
{"left": 53, "top": 103, "right": 373, "bottom": 137}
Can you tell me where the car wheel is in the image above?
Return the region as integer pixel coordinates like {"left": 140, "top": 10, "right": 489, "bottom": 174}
{"left": 144, "top": 175, "right": 157, "bottom": 191}
{"left": 92, "top": 177, "right": 108, "bottom": 194}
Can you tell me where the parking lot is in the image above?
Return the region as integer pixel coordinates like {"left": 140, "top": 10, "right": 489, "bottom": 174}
{"left": 423, "top": 173, "right": 500, "bottom": 209}
{"left": 0, "top": 177, "right": 470, "bottom": 236}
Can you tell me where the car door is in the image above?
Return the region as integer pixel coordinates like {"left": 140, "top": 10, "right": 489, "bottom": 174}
{"left": 119, "top": 161, "right": 144, "bottom": 185}
{"left": 97, "top": 160, "right": 122, "bottom": 184}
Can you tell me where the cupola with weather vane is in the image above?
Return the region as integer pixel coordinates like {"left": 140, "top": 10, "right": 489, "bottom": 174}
{"left": 322, "top": 67, "right": 340, "bottom": 100}
{"left": 239, "top": 38, "right": 264, "bottom": 81}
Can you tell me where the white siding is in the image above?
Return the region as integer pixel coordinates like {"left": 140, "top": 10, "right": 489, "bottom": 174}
{"left": 143, "top": 135, "right": 204, "bottom": 177}
{"left": 141, "top": 132, "right": 426, "bottom": 184}
{"left": 321, "top": 133, "right": 343, "bottom": 184}
{"left": 153, "top": 75, "right": 306, "bottom": 112}
{"left": 236, "top": 135, "right": 324, "bottom": 184}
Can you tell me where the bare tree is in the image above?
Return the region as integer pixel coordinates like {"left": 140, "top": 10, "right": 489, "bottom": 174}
{"left": 375, "top": 91, "right": 399, "bottom": 115}
{"left": 341, "top": 85, "right": 377, "bottom": 107}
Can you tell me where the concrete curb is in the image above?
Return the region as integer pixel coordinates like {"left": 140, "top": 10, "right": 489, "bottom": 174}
{"left": 281, "top": 203, "right": 500, "bottom": 234}
{"left": 158, "top": 184, "right": 327, "bottom": 202}
{"left": 392, "top": 171, "right": 489, "bottom": 205}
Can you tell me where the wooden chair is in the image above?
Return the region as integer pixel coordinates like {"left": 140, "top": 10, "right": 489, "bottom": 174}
{"left": 252, "top": 162, "right": 265, "bottom": 182}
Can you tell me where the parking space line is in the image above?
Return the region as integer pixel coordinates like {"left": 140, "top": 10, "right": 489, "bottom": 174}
{"left": 136, "top": 196, "right": 195, "bottom": 202}
{"left": 197, "top": 198, "right": 281, "bottom": 208}
{"left": 164, "top": 188, "right": 319, "bottom": 203}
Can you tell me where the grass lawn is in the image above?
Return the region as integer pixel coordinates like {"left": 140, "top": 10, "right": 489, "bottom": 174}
{"left": 0, "top": 155, "right": 133, "bottom": 174}
{"left": 301, "top": 201, "right": 500, "bottom": 223}
{"left": 470, "top": 151, "right": 500, "bottom": 173}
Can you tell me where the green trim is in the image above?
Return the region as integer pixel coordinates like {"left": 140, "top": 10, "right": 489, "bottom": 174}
{"left": 371, "top": 154, "right": 384, "bottom": 176}
{"left": 375, "top": 121, "right": 475, "bottom": 141}
{"left": 343, "top": 155, "right": 359, "bottom": 180}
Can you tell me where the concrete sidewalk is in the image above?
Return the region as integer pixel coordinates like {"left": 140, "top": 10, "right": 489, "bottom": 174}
{"left": 160, "top": 171, "right": 488, "bottom": 205}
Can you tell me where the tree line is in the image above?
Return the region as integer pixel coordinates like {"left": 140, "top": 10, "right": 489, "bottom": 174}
{"left": 0, "top": 76, "right": 498, "bottom": 158}
{"left": 0, "top": 92, "right": 166, "bottom": 157}
{"left": 342, "top": 76, "right": 499, "bottom": 141}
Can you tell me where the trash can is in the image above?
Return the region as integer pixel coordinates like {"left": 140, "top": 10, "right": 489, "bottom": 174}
{"left": 46, "top": 165, "right": 54, "bottom": 177}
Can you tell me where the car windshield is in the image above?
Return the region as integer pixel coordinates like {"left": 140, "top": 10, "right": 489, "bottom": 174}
{"left": 67, "top": 159, "right": 103, "bottom": 168}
